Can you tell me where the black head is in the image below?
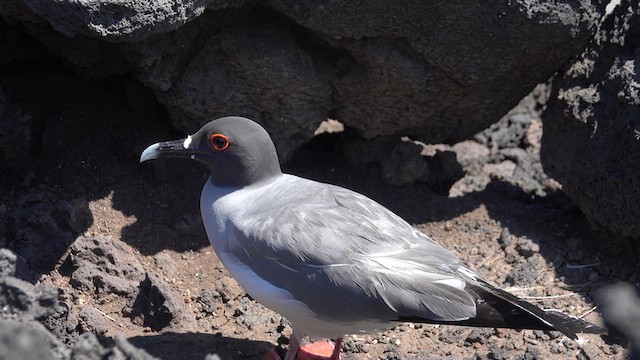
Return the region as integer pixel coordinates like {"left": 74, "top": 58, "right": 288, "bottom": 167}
{"left": 140, "top": 116, "right": 282, "bottom": 187}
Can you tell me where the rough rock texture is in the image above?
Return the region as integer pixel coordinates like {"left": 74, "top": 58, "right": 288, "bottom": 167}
{"left": 123, "top": 272, "right": 197, "bottom": 332}
{"left": 0, "top": 0, "right": 245, "bottom": 42}
{"left": 448, "top": 84, "right": 561, "bottom": 198}
{"left": 541, "top": 0, "right": 640, "bottom": 239}
{"left": 0, "top": 320, "right": 160, "bottom": 360}
{"left": 0, "top": 249, "right": 59, "bottom": 321}
{"left": 0, "top": 319, "right": 70, "bottom": 360}
{"left": 63, "top": 236, "right": 146, "bottom": 297}
{"left": 0, "top": 248, "right": 68, "bottom": 360}
{"left": 133, "top": 11, "right": 334, "bottom": 160}
{"left": 0, "top": 276, "right": 58, "bottom": 319}
{"left": 66, "top": 333, "right": 160, "bottom": 360}
{"left": 0, "top": 247, "right": 36, "bottom": 281}
{"left": 0, "top": 243, "right": 177, "bottom": 360}
{"left": 5, "top": 194, "right": 93, "bottom": 271}
{"left": 354, "top": 138, "right": 464, "bottom": 188}
{"left": 0, "top": 1, "right": 605, "bottom": 161}
{"left": 268, "top": 1, "right": 603, "bottom": 142}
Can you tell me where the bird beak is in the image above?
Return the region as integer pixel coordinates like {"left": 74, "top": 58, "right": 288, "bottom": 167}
{"left": 140, "top": 135, "right": 196, "bottom": 163}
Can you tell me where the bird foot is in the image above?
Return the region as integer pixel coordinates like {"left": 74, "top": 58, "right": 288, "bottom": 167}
{"left": 261, "top": 340, "right": 341, "bottom": 360}
{"left": 298, "top": 341, "right": 341, "bottom": 360}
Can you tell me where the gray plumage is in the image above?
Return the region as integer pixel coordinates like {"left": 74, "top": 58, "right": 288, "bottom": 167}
{"left": 141, "top": 116, "right": 605, "bottom": 359}
{"left": 229, "top": 175, "right": 476, "bottom": 323}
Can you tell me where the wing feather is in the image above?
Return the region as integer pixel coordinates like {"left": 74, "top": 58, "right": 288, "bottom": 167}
{"left": 228, "top": 176, "right": 476, "bottom": 322}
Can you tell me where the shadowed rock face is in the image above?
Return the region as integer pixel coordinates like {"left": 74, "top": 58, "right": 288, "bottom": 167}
{"left": 0, "top": 0, "right": 247, "bottom": 42}
{"left": 542, "top": 0, "right": 640, "bottom": 239}
{"left": 3, "top": 0, "right": 638, "bottom": 241}
{"left": 0, "top": 1, "right": 604, "bottom": 162}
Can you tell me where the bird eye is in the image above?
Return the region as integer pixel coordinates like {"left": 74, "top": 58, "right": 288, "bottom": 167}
{"left": 209, "top": 133, "right": 230, "bottom": 151}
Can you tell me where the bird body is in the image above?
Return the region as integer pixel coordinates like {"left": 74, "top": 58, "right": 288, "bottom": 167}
{"left": 201, "top": 173, "right": 475, "bottom": 338}
{"left": 141, "top": 116, "right": 605, "bottom": 360}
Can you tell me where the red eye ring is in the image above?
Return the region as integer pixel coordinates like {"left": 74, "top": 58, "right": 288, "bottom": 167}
{"left": 209, "top": 133, "right": 230, "bottom": 151}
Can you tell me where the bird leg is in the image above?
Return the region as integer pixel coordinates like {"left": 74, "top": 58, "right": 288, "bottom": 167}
{"left": 329, "top": 338, "right": 343, "bottom": 360}
{"left": 263, "top": 328, "right": 342, "bottom": 360}
{"left": 284, "top": 328, "right": 304, "bottom": 360}
{"left": 261, "top": 328, "right": 303, "bottom": 360}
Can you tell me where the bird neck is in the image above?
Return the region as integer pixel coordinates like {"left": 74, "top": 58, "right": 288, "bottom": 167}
{"left": 208, "top": 153, "right": 282, "bottom": 187}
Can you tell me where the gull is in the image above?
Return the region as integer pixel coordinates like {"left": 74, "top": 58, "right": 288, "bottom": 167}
{"left": 140, "top": 116, "right": 604, "bottom": 360}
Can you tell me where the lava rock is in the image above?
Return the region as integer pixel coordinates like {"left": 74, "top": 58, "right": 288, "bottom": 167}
{"left": 64, "top": 236, "right": 145, "bottom": 297}
{"left": 0, "top": 248, "right": 36, "bottom": 282}
{"left": 70, "top": 332, "right": 160, "bottom": 360}
{"left": 0, "top": 1, "right": 605, "bottom": 163}
{"left": 145, "top": 16, "right": 332, "bottom": 162}
{"left": 451, "top": 141, "right": 491, "bottom": 169}
{"left": 7, "top": 196, "right": 92, "bottom": 271}
{"left": 464, "top": 328, "right": 493, "bottom": 345}
{"left": 380, "top": 140, "right": 464, "bottom": 187}
{"left": 578, "top": 343, "right": 604, "bottom": 360}
{"left": 489, "top": 345, "right": 511, "bottom": 360}
{"left": 505, "top": 256, "right": 541, "bottom": 286}
{"left": 426, "top": 150, "right": 465, "bottom": 191}
{"left": 283, "top": 1, "right": 603, "bottom": 143}
{"left": 196, "top": 288, "right": 219, "bottom": 316}
{"left": 77, "top": 304, "right": 111, "bottom": 337}
{"left": 214, "top": 275, "right": 244, "bottom": 304}
{"left": 541, "top": 0, "right": 640, "bottom": 239}
{"left": 1, "top": 0, "right": 242, "bottom": 42}
{"left": 124, "top": 272, "right": 196, "bottom": 332}
{"left": 0, "top": 248, "right": 17, "bottom": 278}
{"left": 475, "top": 84, "right": 547, "bottom": 151}
{"left": 70, "top": 332, "right": 110, "bottom": 360}
{"left": 438, "top": 327, "right": 467, "bottom": 344}
{"left": 497, "top": 228, "right": 513, "bottom": 250}
{"left": 515, "top": 238, "right": 540, "bottom": 258}
{"left": 0, "top": 19, "right": 41, "bottom": 64}
{"left": 111, "top": 334, "right": 160, "bottom": 360}
{"left": 0, "top": 319, "right": 70, "bottom": 360}
{"left": 513, "top": 346, "right": 543, "bottom": 360}
{"left": 233, "top": 296, "right": 278, "bottom": 331}
{"left": 153, "top": 252, "right": 177, "bottom": 278}
{"left": 380, "top": 141, "right": 430, "bottom": 186}
{"left": 0, "top": 275, "right": 58, "bottom": 321}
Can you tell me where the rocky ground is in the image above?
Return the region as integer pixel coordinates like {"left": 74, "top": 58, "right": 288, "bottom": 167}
{"left": 0, "top": 64, "right": 638, "bottom": 359}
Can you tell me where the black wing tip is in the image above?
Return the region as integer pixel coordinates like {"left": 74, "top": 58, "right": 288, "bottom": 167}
{"left": 436, "top": 271, "right": 609, "bottom": 340}
{"left": 542, "top": 309, "right": 607, "bottom": 339}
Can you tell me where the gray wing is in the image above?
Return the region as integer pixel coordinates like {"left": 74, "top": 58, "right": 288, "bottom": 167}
{"left": 229, "top": 176, "right": 476, "bottom": 322}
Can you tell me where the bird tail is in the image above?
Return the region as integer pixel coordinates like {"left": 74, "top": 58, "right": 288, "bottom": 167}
{"left": 457, "top": 267, "right": 606, "bottom": 339}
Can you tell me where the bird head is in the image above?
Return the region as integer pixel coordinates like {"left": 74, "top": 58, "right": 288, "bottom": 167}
{"left": 140, "top": 116, "right": 282, "bottom": 187}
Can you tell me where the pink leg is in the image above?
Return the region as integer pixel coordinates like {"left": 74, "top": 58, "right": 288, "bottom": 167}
{"left": 284, "top": 328, "right": 304, "bottom": 360}
{"left": 329, "top": 338, "right": 342, "bottom": 360}
{"left": 261, "top": 328, "right": 303, "bottom": 360}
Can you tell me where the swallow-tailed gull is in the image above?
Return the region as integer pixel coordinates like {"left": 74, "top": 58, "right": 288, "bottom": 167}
{"left": 140, "top": 116, "right": 604, "bottom": 360}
